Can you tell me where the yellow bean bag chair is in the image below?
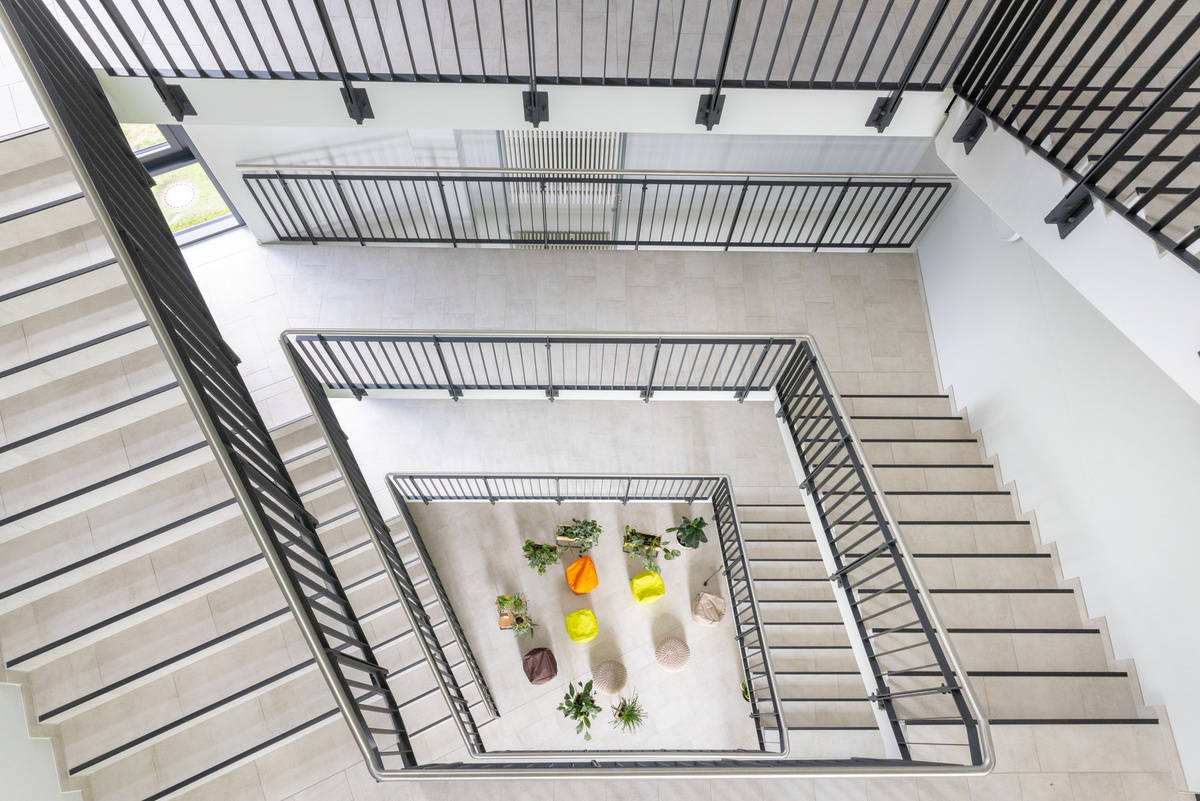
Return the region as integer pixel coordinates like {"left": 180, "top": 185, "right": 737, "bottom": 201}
{"left": 629, "top": 570, "right": 666, "bottom": 605}
{"left": 565, "top": 608, "right": 599, "bottom": 642}
{"left": 565, "top": 555, "right": 599, "bottom": 595}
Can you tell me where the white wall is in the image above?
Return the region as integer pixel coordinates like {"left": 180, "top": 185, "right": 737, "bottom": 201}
{"left": 917, "top": 185, "right": 1200, "bottom": 790}
{"left": 935, "top": 98, "right": 1200, "bottom": 409}
{"left": 0, "top": 684, "right": 78, "bottom": 800}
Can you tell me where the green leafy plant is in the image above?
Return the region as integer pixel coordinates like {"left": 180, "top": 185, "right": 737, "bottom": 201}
{"left": 667, "top": 515, "right": 709, "bottom": 550}
{"left": 555, "top": 518, "right": 602, "bottom": 554}
{"left": 611, "top": 694, "right": 648, "bottom": 733}
{"left": 495, "top": 594, "right": 527, "bottom": 614}
{"left": 622, "top": 526, "right": 680, "bottom": 574}
{"left": 557, "top": 681, "right": 602, "bottom": 740}
{"left": 522, "top": 540, "right": 561, "bottom": 575}
{"left": 496, "top": 594, "right": 535, "bottom": 637}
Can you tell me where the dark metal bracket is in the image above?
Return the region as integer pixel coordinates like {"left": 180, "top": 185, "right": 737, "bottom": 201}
{"left": 695, "top": 93, "right": 726, "bottom": 130}
{"left": 523, "top": 90, "right": 548, "bottom": 126}
{"left": 952, "top": 107, "right": 988, "bottom": 154}
{"left": 866, "top": 94, "right": 901, "bottom": 133}
{"left": 1045, "top": 185, "right": 1094, "bottom": 239}
{"left": 341, "top": 86, "right": 374, "bottom": 125}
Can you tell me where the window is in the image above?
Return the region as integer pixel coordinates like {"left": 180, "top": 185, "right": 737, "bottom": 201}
{"left": 121, "top": 123, "right": 240, "bottom": 242}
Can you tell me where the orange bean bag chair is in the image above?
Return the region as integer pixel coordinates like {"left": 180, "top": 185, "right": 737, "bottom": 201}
{"left": 565, "top": 555, "right": 599, "bottom": 595}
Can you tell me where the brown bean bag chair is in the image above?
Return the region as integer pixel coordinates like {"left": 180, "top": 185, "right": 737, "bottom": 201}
{"left": 522, "top": 647, "right": 558, "bottom": 685}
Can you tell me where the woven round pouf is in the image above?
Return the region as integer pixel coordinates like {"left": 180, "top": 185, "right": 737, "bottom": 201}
{"left": 592, "top": 659, "right": 627, "bottom": 695}
{"left": 654, "top": 636, "right": 691, "bottom": 672}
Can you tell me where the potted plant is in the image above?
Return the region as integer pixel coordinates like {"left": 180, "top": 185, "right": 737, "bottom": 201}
{"left": 611, "top": 694, "right": 648, "bottom": 733}
{"left": 667, "top": 515, "right": 708, "bottom": 550}
{"left": 523, "top": 539, "right": 560, "bottom": 574}
{"left": 555, "top": 518, "right": 602, "bottom": 554}
{"left": 557, "top": 680, "right": 602, "bottom": 741}
{"left": 496, "top": 594, "right": 535, "bottom": 636}
{"left": 622, "top": 525, "right": 679, "bottom": 573}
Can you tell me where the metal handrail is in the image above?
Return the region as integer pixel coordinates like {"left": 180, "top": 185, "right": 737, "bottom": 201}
{"left": 281, "top": 329, "right": 993, "bottom": 778}
{"left": 245, "top": 171, "right": 952, "bottom": 250}
{"left": 238, "top": 163, "right": 955, "bottom": 181}
{"left": 387, "top": 471, "right": 787, "bottom": 759}
{"left": 284, "top": 339, "right": 487, "bottom": 758}
{"left": 0, "top": 0, "right": 410, "bottom": 776}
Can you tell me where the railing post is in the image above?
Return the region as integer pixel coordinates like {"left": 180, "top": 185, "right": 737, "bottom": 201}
{"left": 734, "top": 337, "right": 773, "bottom": 402}
{"left": 311, "top": 0, "right": 373, "bottom": 123}
{"left": 317, "top": 335, "right": 364, "bottom": 400}
{"left": 696, "top": 0, "right": 742, "bottom": 129}
{"left": 329, "top": 173, "right": 365, "bottom": 246}
{"left": 434, "top": 173, "right": 458, "bottom": 247}
{"left": 522, "top": 0, "right": 549, "bottom": 125}
{"left": 866, "top": 0, "right": 952, "bottom": 132}
{"left": 539, "top": 180, "right": 549, "bottom": 249}
{"left": 724, "top": 178, "right": 750, "bottom": 251}
{"left": 633, "top": 179, "right": 648, "bottom": 250}
{"left": 641, "top": 338, "right": 662, "bottom": 402}
{"left": 94, "top": 0, "right": 194, "bottom": 121}
{"left": 544, "top": 338, "right": 558, "bottom": 400}
{"left": 431, "top": 336, "right": 463, "bottom": 400}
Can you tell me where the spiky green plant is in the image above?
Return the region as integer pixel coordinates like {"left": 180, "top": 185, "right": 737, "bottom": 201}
{"left": 611, "top": 695, "right": 648, "bottom": 733}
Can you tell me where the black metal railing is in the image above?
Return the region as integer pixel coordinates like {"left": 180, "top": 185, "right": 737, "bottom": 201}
{"left": 952, "top": 0, "right": 1200, "bottom": 271}
{"left": 774, "top": 341, "right": 982, "bottom": 764}
{"left": 287, "top": 332, "right": 797, "bottom": 401}
{"left": 286, "top": 329, "right": 987, "bottom": 767}
{"left": 287, "top": 340, "right": 496, "bottom": 758}
{"left": 47, "top": 0, "right": 992, "bottom": 127}
{"left": 387, "top": 472, "right": 786, "bottom": 754}
{"left": 244, "top": 170, "right": 952, "bottom": 250}
{"left": 0, "top": 0, "right": 414, "bottom": 774}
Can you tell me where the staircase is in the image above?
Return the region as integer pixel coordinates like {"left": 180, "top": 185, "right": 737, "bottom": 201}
{"left": 0, "top": 125, "right": 480, "bottom": 801}
{"left": 734, "top": 389, "right": 1163, "bottom": 763}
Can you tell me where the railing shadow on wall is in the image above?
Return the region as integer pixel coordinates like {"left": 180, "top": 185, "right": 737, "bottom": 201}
{"left": 241, "top": 167, "right": 954, "bottom": 251}
{"left": 951, "top": 0, "right": 1200, "bottom": 272}
{"left": 280, "top": 329, "right": 993, "bottom": 777}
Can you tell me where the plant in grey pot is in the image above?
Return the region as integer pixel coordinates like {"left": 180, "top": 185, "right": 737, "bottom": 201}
{"left": 668, "top": 515, "right": 708, "bottom": 550}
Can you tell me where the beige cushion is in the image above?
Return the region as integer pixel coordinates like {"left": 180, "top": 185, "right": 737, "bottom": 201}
{"left": 654, "top": 636, "right": 691, "bottom": 672}
{"left": 693, "top": 591, "right": 727, "bottom": 626}
{"left": 592, "top": 660, "right": 627, "bottom": 695}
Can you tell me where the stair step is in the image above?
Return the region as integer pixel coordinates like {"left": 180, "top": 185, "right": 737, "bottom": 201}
{"left": 0, "top": 218, "right": 112, "bottom": 296}
{"left": 0, "top": 322, "right": 157, "bottom": 401}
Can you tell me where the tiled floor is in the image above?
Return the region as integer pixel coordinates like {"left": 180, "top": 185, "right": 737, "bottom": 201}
{"left": 409, "top": 499, "right": 761, "bottom": 752}
{"left": 182, "top": 233, "right": 1193, "bottom": 800}
{"left": 0, "top": 35, "right": 42, "bottom": 137}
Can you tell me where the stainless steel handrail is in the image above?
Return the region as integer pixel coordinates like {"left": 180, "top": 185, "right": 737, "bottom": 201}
{"left": 239, "top": 163, "right": 955, "bottom": 181}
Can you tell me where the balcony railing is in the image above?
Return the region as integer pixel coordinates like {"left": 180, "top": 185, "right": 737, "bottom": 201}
{"left": 45, "top": 0, "right": 993, "bottom": 127}
{"left": 286, "top": 339, "right": 497, "bottom": 759}
{"left": 387, "top": 472, "right": 787, "bottom": 756}
{"left": 243, "top": 167, "right": 952, "bottom": 251}
{"left": 282, "top": 329, "right": 991, "bottom": 776}
{"left": 952, "top": 0, "right": 1200, "bottom": 272}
